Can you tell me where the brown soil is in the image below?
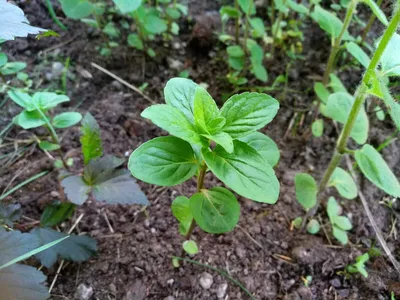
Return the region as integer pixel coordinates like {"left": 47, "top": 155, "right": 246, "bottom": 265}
{"left": 0, "top": 1, "right": 399, "bottom": 299}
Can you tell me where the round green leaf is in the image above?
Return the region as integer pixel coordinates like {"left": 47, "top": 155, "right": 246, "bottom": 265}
{"left": 144, "top": 16, "right": 167, "bottom": 34}
{"left": 183, "top": 240, "right": 198, "bottom": 254}
{"left": 39, "top": 141, "right": 60, "bottom": 151}
{"left": 312, "top": 119, "right": 324, "bottom": 137}
{"left": 202, "top": 140, "right": 280, "bottom": 204}
{"left": 326, "top": 196, "right": 340, "bottom": 222}
{"left": 227, "top": 45, "right": 245, "bottom": 58}
{"left": 355, "top": 144, "right": 400, "bottom": 197}
{"left": 171, "top": 196, "right": 193, "bottom": 235}
{"left": 189, "top": 187, "right": 240, "bottom": 234}
{"left": 112, "top": 0, "right": 142, "bottom": 13}
{"left": 306, "top": 219, "right": 320, "bottom": 234}
{"left": 127, "top": 33, "right": 144, "bottom": 50}
{"left": 60, "top": 0, "right": 94, "bottom": 19}
{"left": 332, "top": 225, "right": 348, "bottom": 244}
{"left": 0, "top": 53, "right": 7, "bottom": 67}
{"left": 52, "top": 112, "right": 82, "bottom": 129}
{"left": 238, "top": 132, "right": 280, "bottom": 167}
{"left": 333, "top": 216, "right": 352, "bottom": 230}
{"left": 128, "top": 136, "right": 198, "bottom": 186}
{"left": 295, "top": 173, "right": 317, "bottom": 210}
{"left": 1, "top": 62, "right": 26, "bottom": 75}
{"left": 220, "top": 92, "right": 279, "bottom": 138}
{"left": 328, "top": 167, "right": 358, "bottom": 199}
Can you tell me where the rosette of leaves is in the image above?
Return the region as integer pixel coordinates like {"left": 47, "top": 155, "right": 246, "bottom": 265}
{"left": 128, "top": 78, "right": 280, "bottom": 240}
{"left": 61, "top": 113, "right": 149, "bottom": 206}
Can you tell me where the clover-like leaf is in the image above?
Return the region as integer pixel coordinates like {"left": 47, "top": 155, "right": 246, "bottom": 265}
{"left": 295, "top": 173, "right": 318, "bottom": 210}
{"left": 202, "top": 140, "right": 280, "bottom": 203}
{"left": 189, "top": 187, "right": 240, "bottom": 234}
{"left": 129, "top": 136, "right": 198, "bottom": 186}
{"left": 220, "top": 92, "right": 279, "bottom": 138}
{"left": 328, "top": 167, "right": 358, "bottom": 199}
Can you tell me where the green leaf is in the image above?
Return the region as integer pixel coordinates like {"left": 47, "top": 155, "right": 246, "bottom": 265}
{"left": 0, "top": 53, "right": 7, "bottom": 67}
{"left": 327, "top": 197, "right": 340, "bottom": 222}
{"left": 360, "top": 0, "right": 388, "bottom": 26}
{"left": 80, "top": 112, "right": 103, "bottom": 165}
{"left": 324, "top": 92, "right": 369, "bottom": 144}
{"left": 314, "top": 82, "right": 330, "bottom": 104}
{"left": 292, "top": 217, "right": 303, "bottom": 229}
{"left": 128, "top": 33, "right": 144, "bottom": 50}
{"left": 0, "top": 62, "right": 26, "bottom": 75}
{"left": 274, "top": 0, "right": 289, "bottom": 13}
{"left": 39, "top": 141, "right": 60, "bottom": 151}
{"left": 220, "top": 92, "right": 279, "bottom": 138}
{"left": 346, "top": 42, "right": 371, "bottom": 68}
{"left": 13, "top": 110, "right": 46, "bottom": 129}
{"left": 52, "top": 112, "right": 82, "bottom": 128}
{"left": 355, "top": 144, "right": 400, "bottom": 197}
{"left": 103, "top": 22, "right": 120, "bottom": 38}
{"left": 295, "top": 173, "right": 318, "bottom": 210}
{"left": 171, "top": 196, "right": 193, "bottom": 235}
{"left": 238, "top": 132, "right": 280, "bottom": 167}
{"left": 227, "top": 45, "right": 245, "bottom": 58}
{"left": 0, "top": 203, "right": 21, "bottom": 227}
{"left": 141, "top": 104, "right": 205, "bottom": 146}
{"left": 112, "top": 0, "right": 142, "bottom": 13}
{"left": 0, "top": 265, "right": 49, "bottom": 300}
{"left": 333, "top": 215, "right": 352, "bottom": 230}
{"left": 7, "top": 90, "right": 32, "bottom": 110}
{"left": 0, "top": 230, "right": 39, "bottom": 266}
{"left": 329, "top": 74, "right": 348, "bottom": 93}
{"left": 306, "top": 219, "right": 320, "bottom": 234}
{"left": 287, "top": 0, "right": 308, "bottom": 14}
{"left": 328, "top": 167, "right": 358, "bottom": 199}
{"left": 164, "top": 78, "right": 198, "bottom": 124}
{"left": 379, "top": 33, "right": 400, "bottom": 76}
{"left": 252, "top": 63, "right": 268, "bottom": 82}
{"left": 228, "top": 57, "right": 245, "bottom": 70}
{"left": 220, "top": 6, "right": 241, "bottom": 18}
{"left": 40, "top": 202, "right": 76, "bottom": 227}
{"left": 249, "top": 18, "right": 265, "bottom": 37}
{"left": 129, "top": 136, "right": 198, "bottom": 186}
{"left": 238, "top": 0, "right": 256, "bottom": 14}
{"left": 312, "top": 119, "right": 324, "bottom": 137}
{"left": 332, "top": 225, "right": 348, "bottom": 244}
{"left": 202, "top": 140, "right": 280, "bottom": 203}
{"left": 183, "top": 240, "right": 198, "bottom": 254}
{"left": 145, "top": 15, "right": 167, "bottom": 34}
{"left": 203, "top": 132, "right": 234, "bottom": 153}
{"left": 249, "top": 43, "right": 264, "bottom": 63}
{"left": 189, "top": 187, "right": 240, "bottom": 234}
{"left": 193, "top": 86, "right": 220, "bottom": 134}
{"left": 311, "top": 6, "right": 351, "bottom": 40}
{"left": 32, "top": 92, "right": 69, "bottom": 110}
{"left": 61, "top": 176, "right": 91, "bottom": 205}
{"left": 60, "top": 0, "right": 94, "bottom": 19}
{"left": 31, "top": 228, "right": 97, "bottom": 268}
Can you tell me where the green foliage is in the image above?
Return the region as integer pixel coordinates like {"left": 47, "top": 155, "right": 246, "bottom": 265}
{"left": 311, "top": 6, "right": 352, "bottom": 40}
{"left": 59, "top": 0, "right": 94, "bottom": 19}
{"left": 113, "top": 0, "right": 142, "bottom": 13}
{"left": 306, "top": 219, "right": 320, "bottom": 234}
{"left": 183, "top": 240, "right": 198, "bottom": 254}
{"left": 80, "top": 112, "right": 103, "bottom": 165}
{"left": 0, "top": 203, "right": 21, "bottom": 227}
{"left": 295, "top": 173, "right": 317, "bottom": 210}
{"left": 327, "top": 197, "right": 352, "bottom": 244}
{"left": 327, "top": 167, "right": 358, "bottom": 200}
{"left": 347, "top": 253, "right": 369, "bottom": 278}
{"left": 346, "top": 42, "right": 370, "bottom": 68}
{"left": 40, "top": 202, "right": 76, "bottom": 227}
{"left": 311, "top": 119, "right": 324, "bottom": 137}
{"left": 129, "top": 78, "right": 280, "bottom": 251}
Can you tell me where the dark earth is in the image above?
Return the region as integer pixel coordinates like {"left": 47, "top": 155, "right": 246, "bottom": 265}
{"left": 1, "top": 0, "right": 400, "bottom": 299}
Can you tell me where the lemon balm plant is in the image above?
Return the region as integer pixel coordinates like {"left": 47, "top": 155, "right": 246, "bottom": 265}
{"left": 128, "top": 78, "right": 281, "bottom": 253}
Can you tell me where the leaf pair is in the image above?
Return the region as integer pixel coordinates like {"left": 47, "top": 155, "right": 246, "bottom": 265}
{"left": 327, "top": 197, "right": 352, "bottom": 244}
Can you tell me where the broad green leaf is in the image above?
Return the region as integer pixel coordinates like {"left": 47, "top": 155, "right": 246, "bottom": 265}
{"left": 249, "top": 43, "right": 263, "bottom": 63}
{"left": 127, "top": 33, "right": 144, "bottom": 50}
{"left": 329, "top": 74, "right": 348, "bottom": 93}
{"left": 142, "top": 104, "right": 205, "bottom": 146}
{"left": 7, "top": 90, "right": 33, "bottom": 110}
{"left": 203, "top": 132, "right": 234, "bottom": 153}
{"left": 295, "top": 173, "right": 317, "bottom": 210}
{"left": 346, "top": 42, "right": 370, "bottom": 68}
{"left": 324, "top": 92, "right": 369, "bottom": 144}
{"left": 228, "top": 57, "right": 244, "bottom": 70}
{"left": 171, "top": 196, "right": 193, "bottom": 235}
{"left": 129, "top": 136, "right": 198, "bottom": 186}
{"left": 238, "top": 132, "right": 280, "bottom": 167}
{"left": 31, "top": 228, "right": 97, "bottom": 268}
{"left": 13, "top": 110, "right": 46, "bottom": 129}
{"left": 307, "top": 219, "right": 320, "bottom": 234}
{"left": 238, "top": 0, "right": 256, "bottom": 14}
{"left": 0, "top": 53, "right": 6, "bottom": 67}
{"left": 39, "top": 141, "right": 60, "bottom": 151}
{"left": 0, "top": 230, "right": 39, "bottom": 266}
{"left": 40, "top": 202, "right": 76, "bottom": 227}
{"left": 332, "top": 225, "right": 348, "bottom": 244}
{"left": 164, "top": 78, "right": 198, "bottom": 123}
{"left": 80, "top": 112, "right": 103, "bottom": 165}
{"left": 227, "top": 45, "right": 245, "bottom": 58}
{"left": 145, "top": 16, "right": 167, "bottom": 34}
{"left": 32, "top": 92, "right": 69, "bottom": 110}
{"left": 328, "top": 167, "right": 358, "bottom": 199}
{"left": 327, "top": 197, "right": 340, "bottom": 222}
{"left": 312, "top": 119, "right": 324, "bottom": 137}
{"left": 183, "top": 240, "right": 198, "bottom": 254}
{"left": 166, "top": 7, "right": 181, "bottom": 19}
{"left": 334, "top": 216, "right": 352, "bottom": 230}
{"left": 0, "top": 203, "right": 21, "bottom": 227}
{"left": 0, "top": 265, "right": 49, "bottom": 300}
{"left": 60, "top": 0, "right": 94, "bottom": 19}
{"left": 113, "top": 0, "right": 142, "bottom": 13}
{"left": 249, "top": 18, "right": 265, "bottom": 37}
{"left": 102, "top": 22, "right": 120, "bottom": 38}
{"left": 252, "top": 63, "right": 268, "bottom": 82}
{"left": 314, "top": 82, "right": 330, "bottom": 104}
{"left": 377, "top": 79, "right": 400, "bottom": 129}
{"left": 220, "top": 92, "right": 279, "bottom": 138}
{"left": 379, "top": 33, "right": 400, "bottom": 76}
{"left": 360, "top": 0, "right": 388, "bottom": 26}
{"left": 287, "top": 0, "right": 308, "bottom": 14}
{"left": 52, "top": 112, "right": 82, "bottom": 128}
{"left": 355, "top": 144, "right": 400, "bottom": 197}
{"left": 274, "top": 0, "right": 289, "bottom": 13}
{"left": 83, "top": 155, "right": 125, "bottom": 185}
{"left": 193, "top": 86, "right": 220, "bottom": 133}
{"left": 202, "top": 140, "right": 280, "bottom": 203}
{"left": 292, "top": 217, "right": 303, "bottom": 229}
{"left": 311, "top": 6, "right": 351, "bottom": 40}
{"left": 189, "top": 187, "right": 240, "bottom": 234}
{"left": 0, "top": 62, "right": 26, "bottom": 75}
{"left": 61, "top": 176, "right": 91, "bottom": 205}
{"left": 220, "top": 6, "right": 241, "bottom": 18}
{"left": 207, "top": 117, "right": 226, "bottom": 134}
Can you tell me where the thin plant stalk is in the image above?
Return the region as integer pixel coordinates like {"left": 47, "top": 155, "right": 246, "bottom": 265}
{"left": 361, "top": 0, "right": 384, "bottom": 44}
{"left": 243, "top": 0, "right": 253, "bottom": 53}
{"left": 235, "top": 0, "right": 240, "bottom": 44}
{"left": 302, "top": 6, "right": 400, "bottom": 227}
{"left": 0, "top": 170, "right": 48, "bottom": 200}
{"left": 45, "top": 0, "right": 67, "bottom": 31}
{"left": 271, "top": 0, "right": 286, "bottom": 55}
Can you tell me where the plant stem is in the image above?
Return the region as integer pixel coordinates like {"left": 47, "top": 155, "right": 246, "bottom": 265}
{"left": 271, "top": 0, "right": 286, "bottom": 55}
{"left": 235, "top": 0, "right": 240, "bottom": 44}
{"left": 45, "top": 0, "right": 67, "bottom": 31}
{"left": 302, "top": 6, "right": 400, "bottom": 228}
{"left": 243, "top": 0, "right": 253, "bottom": 52}
{"left": 361, "top": 0, "right": 383, "bottom": 44}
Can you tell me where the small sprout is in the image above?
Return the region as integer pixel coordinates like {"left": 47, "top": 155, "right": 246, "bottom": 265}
{"left": 306, "top": 219, "right": 320, "bottom": 234}
{"left": 291, "top": 217, "right": 303, "bottom": 230}
{"left": 183, "top": 240, "right": 198, "bottom": 255}
{"left": 172, "top": 257, "right": 180, "bottom": 268}
{"left": 347, "top": 253, "right": 369, "bottom": 278}
{"left": 301, "top": 275, "right": 313, "bottom": 287}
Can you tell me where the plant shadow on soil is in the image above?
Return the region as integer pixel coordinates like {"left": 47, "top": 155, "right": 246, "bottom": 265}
{"left": 0, "top": 0, "right": 399, "bottom": 299}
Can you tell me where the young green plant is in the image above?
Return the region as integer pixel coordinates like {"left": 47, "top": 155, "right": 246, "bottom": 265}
{"left": 128, "top": 78, "right": 281, "bottom": 254}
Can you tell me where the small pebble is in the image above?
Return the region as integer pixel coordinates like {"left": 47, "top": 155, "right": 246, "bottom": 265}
{"left": 75, "top": 284, "right": 93, "bottom": 300}
{"left": 216, "top": 283, "right": 228, "bottom": 298}
{"left": 199, "top": 272, "right": 213, "bottom": 289}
